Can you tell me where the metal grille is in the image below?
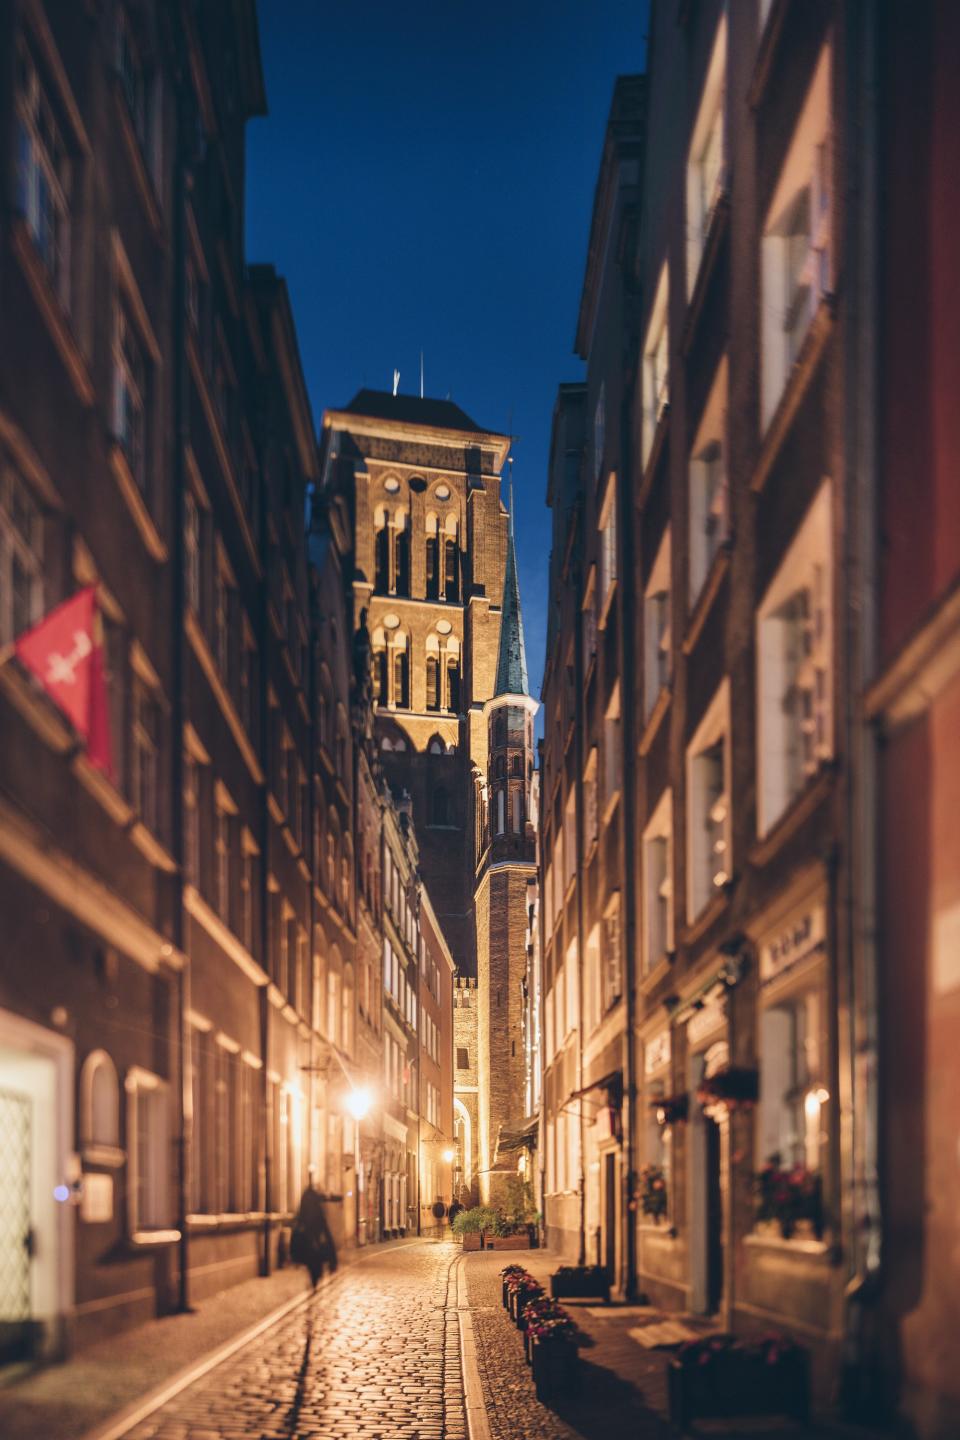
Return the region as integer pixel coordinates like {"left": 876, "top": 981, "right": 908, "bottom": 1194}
{"left": 0, "top": 1088, "right": 31, "bottom": 1322}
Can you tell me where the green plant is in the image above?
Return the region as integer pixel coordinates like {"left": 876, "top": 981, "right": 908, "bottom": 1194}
{"left": 638, "top": 1165, "right": 668, "bottom": 1221}
{"left": 502, "top": 1175, "right": 538, "bottom": 1228}
{"left": 754, "top": 1157, "right": 822, "bottom": 1239}
{"left": 451, "top": 1205, "right": 502, "bottom": 1236}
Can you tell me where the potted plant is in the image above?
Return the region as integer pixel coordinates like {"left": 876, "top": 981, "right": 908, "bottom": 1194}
{"left": 638, "top": 1164, "right": 668, "bottom": 1222}
{"left": 527, "top": 1306, "right": 580, "bottom": 1402}
{"left": 550, "top": 1263, "right": 610, "bottom": 1302}
{"left": 501, "top": 1263, "right": 526, "bottom": 1308}
{"left": 754, "top": 1156, "right": 823, "bottom": 1239}
{"left": 668, "top": 1332, "right": 810, "bottom": 1428}
{"left": 451, "top": 1205, "right": 500, "bottom": 1250}
{"left": 696, "top": 1064, "right": 759, "bottom": 1113}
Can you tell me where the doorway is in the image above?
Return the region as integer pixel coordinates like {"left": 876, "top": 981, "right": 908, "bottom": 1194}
{"left": 603, "top": 1152, "right": 617, "bottom": 1279}
{"left": 689, "top": 1043, "right": 727, "bottom": 1316}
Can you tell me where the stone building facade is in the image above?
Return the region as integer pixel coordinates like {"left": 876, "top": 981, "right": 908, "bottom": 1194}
{"left": 452, "top": 976, "right": 479, "bottom": 1206}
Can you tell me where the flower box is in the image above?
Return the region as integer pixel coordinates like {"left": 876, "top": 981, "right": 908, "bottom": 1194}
{"left": 461, "top": 1232, "right": 483, "bottom": 1252}
{"left": 549, "top": 1264, "right": 610, "bottom": 1302}
{"left": 485, "top": 1232, "right": 532, "bottom": 1251}
{"left": 668, "top": 1335, "right": 810, "bottom": 1429}
{"left": 531, "top": 1333, "right": 579, "bottom": 1402}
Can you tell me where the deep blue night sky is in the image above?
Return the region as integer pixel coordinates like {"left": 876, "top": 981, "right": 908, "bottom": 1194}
{"left": 246, "top": 0, "right": 649, "bottom": 701}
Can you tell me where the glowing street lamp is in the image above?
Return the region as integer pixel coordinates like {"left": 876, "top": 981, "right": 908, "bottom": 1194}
{"left": 345, "top": 1086, "right": 372, "bottom": 1122}
{"left": 442, "top": 1147, "right": 455, "bottom": 1165}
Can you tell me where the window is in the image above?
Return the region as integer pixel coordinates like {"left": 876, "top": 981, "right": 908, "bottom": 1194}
{"left": 759, "top": 986, "right": 825, "bottom": 1173}
{"left": 641, "top": 264, "right": 669, "bottom": 470}
{"left": 394, "top": 520, "right": 410, "bottom": 596}
{"left": 446, "top": 656, "right": 461, "bottom": 712}
{"left": 689, "top": 358, "right": 729, "bottom": 603}
{"left": 444, "top": 537, "right": 459, "bottom": 601}
{"left": 426, "top": 527, "right": 439, "bottom": 600}
{"left": 374, "top": 646, "right": 387, "bottom": 704}
{"left": 15, "top": 34, "right": 71, "bottom": 307}
{"left": 341, "top": 965, "right": 355, "bottom": 1055}
{"left": 563, "top": 789, "right": 576, "bottom": 888}
{"left": 240, "top": 627, "right": 258, "bottom": 745}
{"left": 184, "top": 490, "right": 203, "bottom": 615}
{"left": 584, "top": 925, "right": 601, "bottom": 1036}
{"left": 602, "top": 895, "right": 622, "bottom": 1012}
{"left": 114, "top": 298, "right": 150, "bottom": 497}
{"left": 116, "top": 7, "right": 158, "bottom": 179}
{"left": 0, "top": 461, "right": 43, "bottom": 645}
{"left": 374, "top": 519, "right": 389, "bottom": 592}
{"left": 602, "top": 686, "right": 622, "bottom": 813}
{"left": 125, "top": 1068, "right": 170, "bottom": 1233}
{"left": 432, "top": 785, "right": 449, "bottom": 827}
{"left": 686, "top": 14, "right": 727, "bottom": 296}
{"left": 104, "top": 619, "right": 128, "bottom": 793}
{"left": 496, "top": 788, "right": 505, "bottom": 835}
{"left": 426, "top": 653, "right": 440, "bottom": 711}
{"left": 132, "top": 677, "right": 160, "bottom": 832}
{"left": 686, "top": 681, "right": 731, "bottom": 919}
{"left": 598, "top": 476, "right": 618, "bottom": 614}
{"left": 215, "top": 790, "right": 232, "bottom": 920}
{"left": 240, "top": 840, "right": 256, "bottom": 954}
{"left": 761, "top": 45, "right": 832, "bottom": 430}
{"left": 756, "top": 483, "right": 832, "bottom": 834}
{"left": 393, "top": 642, "right": 409, "bottom": 708}
{"left": 583, "top": 747, "right": 599, "bottom": 853}
{"left": 581, "top": 569, "right": 597, "bottom": 671}
{"left": 184, "top": 752, "right": 199, "bottom": 884}
{"left": 642, "top": 790, "right": 673, "bottom": 972}
{"left": 643, "top": 528, "right": 672, "bottom": 719}
{"left": 593, "top": 383, "right": 606, "bottom": 485}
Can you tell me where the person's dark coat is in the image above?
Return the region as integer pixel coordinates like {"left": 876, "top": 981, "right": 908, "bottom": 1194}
{"left": 290, "top": 1185, "right": 336, "bottom": 1286}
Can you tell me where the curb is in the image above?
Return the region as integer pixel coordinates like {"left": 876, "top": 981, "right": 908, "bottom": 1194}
{"left": 79, "top": 1237, "right": 424, "bottom": 1440}
{"left": 456, "top": 1254, "right": 492, "bottom": 1440}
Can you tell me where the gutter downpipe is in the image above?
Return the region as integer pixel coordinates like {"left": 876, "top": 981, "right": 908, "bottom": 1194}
{"left": 572, "top": 500, "right": 588, "bottom": 1269}
{"left": 841, "top": 0, "right": 883, "bottom": 1416}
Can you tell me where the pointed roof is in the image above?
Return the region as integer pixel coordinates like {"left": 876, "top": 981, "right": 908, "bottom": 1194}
{"left": 495, "top": 497, "right": 530, "bottom": 698}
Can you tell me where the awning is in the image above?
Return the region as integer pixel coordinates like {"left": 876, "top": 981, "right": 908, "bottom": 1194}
{"left": 495, "top": 1117, "right": 539, "bottom": 1158}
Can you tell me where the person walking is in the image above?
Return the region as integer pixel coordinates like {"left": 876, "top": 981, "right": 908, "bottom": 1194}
{"left": 290, "top": 1181, "right": 337, "bottom": 1288}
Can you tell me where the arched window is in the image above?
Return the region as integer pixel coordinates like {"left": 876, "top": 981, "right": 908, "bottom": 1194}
{"left": 512, "top": 788, "right": 522, "bottom": 833}
{"left": 374, "top": 649, "right": 387, "bottom": 703}
{"left": 393, "top": 645, "right": 409, "bottom": 708}
{"left": 495, "top": 714, "right": 506, "bottom": 746}
{"left": 433, "top": 786, "right": 449, "bottom": 826}
{"left": 394, "top": 524, "right": 410, "bottom": 597}
{"left": 496, "top": 755, "right": 506, "bottom": 779}
{"left": 446, "top": 657, "right": 460, "bottom": 713}
{"left": 444, "top": 538, "right": 459, "bottom": 601}
{"left": 80, "top": 1050, "right": 120, "bottom": 1154}
{"left": 512, "top": 754, "right": 522, "bottom": 776}
{"left": 426, "top": 532, "right": 440, "bottom": 599}
{"left": 327, "top": 965, "right": 341, "bottom": 1048}
{"left": 342, "top": 963, "right": 355, "bottom": 1055}
{"left": 496, "top": 789, "right": 505, "bottom": 835}
{"left": 374, "top": 523, "right": 389, "bottom": 591}
{"left": 429, "top": 737, "right": 443, "bottom": 755}
{"left": 426, "top": 655, "right": 440, "bottom": 712}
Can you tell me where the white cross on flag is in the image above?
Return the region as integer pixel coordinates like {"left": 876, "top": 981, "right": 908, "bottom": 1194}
{"left": 14, "top": 586, "right": 113, "bottom": 778}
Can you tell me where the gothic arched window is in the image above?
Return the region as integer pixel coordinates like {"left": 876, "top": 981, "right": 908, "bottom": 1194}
{"left": 511, "top": 754, "right": 522, "bottom": 776}
{"left": 446, "top": 658, "right": 460, "bottom": 713}
{"left": 426, "top": 656, "right": 440, "bottom": 712}
{"left": 512, "top": 788, "right": 522, "bottom": 833}
{"left": 393, "top": 647, "right": 409, "bottom": 708}
{"left": 426, "top": 532, "right": 439, "bottom": 600}
{"left": 496, "top": 789, "right": 505, "bottom": 835}
{"left": 496, "top": 755, "right": 506, "bottom": 779}
{"left": 374, "top": 649, "right": 387, "bottom": 703}
{"left": 374, "top": 525, "right": 388, "bottom": 592}
{"left": 394, "top": 526, "right": 410, "bottom": 597}
{"left": 444, "top": 538, "right": 459, "bottom": 601}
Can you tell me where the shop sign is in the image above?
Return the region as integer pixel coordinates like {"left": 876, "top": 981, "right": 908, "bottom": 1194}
{"left": 644, "top": 1029, "right": 671, "bottom": 1077}
{"left": 760, "top": 905, "right": 826, "bottom": 988}
{"left": 687, "top": 994, "right": 725, "bottom": 1047}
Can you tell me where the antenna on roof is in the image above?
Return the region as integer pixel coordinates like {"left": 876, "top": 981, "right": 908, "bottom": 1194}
{"left": 392, "top": 369, "right": 400, "bottom": 396}
{"left": 420, "top": 351, "right": 424, "bottom": 400}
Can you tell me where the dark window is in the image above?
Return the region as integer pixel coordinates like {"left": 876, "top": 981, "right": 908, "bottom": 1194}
{"left": 446, "top": 658, "right": 461, "bottom": 713}
{"left": 374, "top": 527, "right": 388, "bottom": 591}
{"left": 456, "top": 1047, "right": 469, "bottom": 1069}
{"left": 496, "top": 755, "right": 506, "bottom": 779}
{"left": 426, "top": 535, "right": 439, "bottom": 600}
{"left": 511, "top": 754, "right": 522, "bottom": 776}
{"left": 444, "top": 539, "right": 459, "bottom": 601}
{"left": 426, "top": 655, "right": 440, "bottom": 711}
{"left": 394, "top": 529, "right": 410, "bottom": 596}
{"left": 393, "top": 649, "right": 409, "bottom": 708}
{"left": 375, "top": 650, "right": 387, "bottom": 704}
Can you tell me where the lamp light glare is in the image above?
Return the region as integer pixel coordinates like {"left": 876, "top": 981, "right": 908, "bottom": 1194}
{"left": 442, "top": 1147, "right": 455, "bottom": 1164}
{"left": 345, "top": 1086, "right": 372, "bottom": 1121}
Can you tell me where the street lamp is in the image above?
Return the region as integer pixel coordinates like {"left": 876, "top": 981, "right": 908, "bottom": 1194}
{"left": 442, "top": 1147, "right": 455, "bottom": 1165}
{"left": 345, "top": 1085, "right": 373, "bottom": 1122}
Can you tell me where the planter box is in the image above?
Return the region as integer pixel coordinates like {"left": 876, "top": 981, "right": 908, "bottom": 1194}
{"left": 484, "top": 1233, "right": 532, "bottom": 1251}
{"left": 461, "top": 1232, "right": 483, "bottom": 1251}
{"left": 531, "top": 1334, "right": 579, "bottom": 1403}
{"left": 668, "top": 1346, "right": 810, "bottom": 1429}
{"left": 550, "top": 1265, "right": 610, "bottom": 1302}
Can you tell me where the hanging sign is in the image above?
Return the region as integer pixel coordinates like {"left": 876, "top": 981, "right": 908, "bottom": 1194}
{"left": 760, "top": 904, "right": 826, "bottom": 988}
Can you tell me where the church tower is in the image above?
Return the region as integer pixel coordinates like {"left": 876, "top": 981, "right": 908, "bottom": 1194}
{"left": 474, "top": 503, "right": 538, "bottom": 1203}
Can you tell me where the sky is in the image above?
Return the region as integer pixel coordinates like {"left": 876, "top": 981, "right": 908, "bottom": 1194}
{"left": 245, "top": 0, "right": 650, "bottom": 702}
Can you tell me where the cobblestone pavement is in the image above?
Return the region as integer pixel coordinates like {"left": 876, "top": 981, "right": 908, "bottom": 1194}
{"left": 123, "top": 1241, "right": 466, "bottom": 1440}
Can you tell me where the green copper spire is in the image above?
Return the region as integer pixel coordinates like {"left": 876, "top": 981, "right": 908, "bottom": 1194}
{"left": 494, "top": 486, "right": 530, "bottom": 697}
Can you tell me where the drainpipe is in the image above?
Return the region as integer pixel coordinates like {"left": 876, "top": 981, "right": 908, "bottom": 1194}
{"left": 571, "top": 503, "right": 587, "bottom": 1268}
{"left": 170, "top": 12, "right": 192, "bottom": 1316}
{"left": 841, "top": 0, "right": 883, "bottom": 1412}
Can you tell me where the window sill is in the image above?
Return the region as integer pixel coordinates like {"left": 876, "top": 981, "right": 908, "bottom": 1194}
{"left": 82, "top": 1144, "right": 125, "bottom": 1169}
{"left": 753, "top": 297, "right": 834, "bottom": 494}
{"left": 743, "top": 1226, "right": 830, "bottom": 1261}
{"left": 638, "top": 955, "right": 672, "bottom": 997}
{"left": 186, "top": 1212, "right": 266, "bottom": 1232}
{"left": 683, "top": 545, "right": 731, "bottom": 657}
{"left": 598, "top": 579, "right": 618, "bottom": 632}
{"left": 681, "top": 192, "right": 730, "bottom": 359}
{"left": 601, "top": 790, "right": 621, "bottom": 829}
{"left": 638, "top": 685, "right": 671, "bottom": 758}
{"left": 9, "top": 219, "right": 95, "bottom": 407}
{"left": 72, "top": 753, "right": 135, "bottom": 825}
{"left": 751, "top": 765, "right": 836, "bottom": 870}
{"left": 130, "top": 1229, "right": 181, "bottom": 1247}
{"left": 109, "top": 444, "right": 167, "bottom": 563}
{"left": 130, "top": 820, "right": 177, "bottom": 873}
{"left": 680, "top": 887, "right": 730, "bottom": 949}
{"left": 637, "top": 406, "right": 670, "bottom": 513}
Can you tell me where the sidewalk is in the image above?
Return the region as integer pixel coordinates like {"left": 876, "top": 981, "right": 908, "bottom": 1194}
{"left": 0, "top": 1239, "right": 419, "bottom": 1440}
{"left": 463, "top": 1249, "right": 883, "bottom": 1440}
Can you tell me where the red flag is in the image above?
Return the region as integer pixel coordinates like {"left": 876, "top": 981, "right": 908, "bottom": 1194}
{"left": 15, "top": 586, "right": 114, "bottom": 778}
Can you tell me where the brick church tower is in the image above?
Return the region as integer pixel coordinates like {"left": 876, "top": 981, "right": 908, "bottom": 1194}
{"left": 320, "top": 390, "right": 513, "bottom": 977}
{"left": 474, "top": 506, "right": 538, "bottom": 1203}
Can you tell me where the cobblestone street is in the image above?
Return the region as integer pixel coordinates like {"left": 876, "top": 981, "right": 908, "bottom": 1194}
{"left": 120, "top": 1243, "right": 466, "bottom": 1440}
